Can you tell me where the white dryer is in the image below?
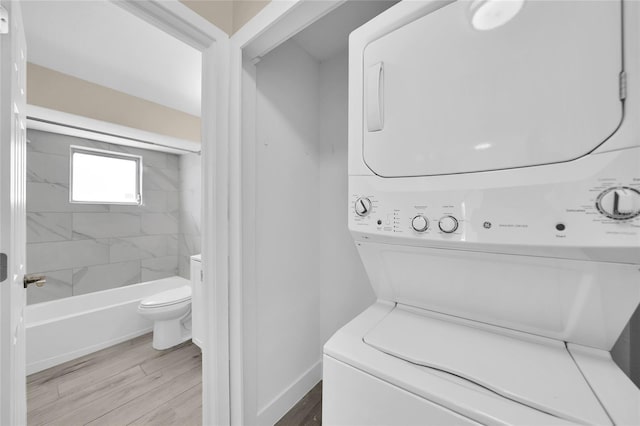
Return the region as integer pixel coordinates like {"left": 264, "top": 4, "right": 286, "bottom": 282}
{"left": 323, "top": 0, "right": 640, "bottom": 424}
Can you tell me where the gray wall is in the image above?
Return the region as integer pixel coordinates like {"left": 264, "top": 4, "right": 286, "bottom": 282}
{"left": 612, "top": 306, "right": 640, "bottom": 387}
{"left": 632, "top": 309, "right": 640, "bottom": 387}
{"left": 178, "top": 153, "right": 201, "bottom": 279}
{"left": 318, "top": 49, "right": 374, "bottom": 345}
{"left": 26, "top": 129, "right": 200, "bottom": 305}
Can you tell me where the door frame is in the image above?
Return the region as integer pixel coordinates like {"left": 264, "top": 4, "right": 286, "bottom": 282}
{"left": 0, "top": 0, "right": 27, "bottom": 423}
{"left": 103, "top": 1, "right": 231, "bottom": 424}
{"left": 227, "top": 1, "right": 345, "bottom": 423}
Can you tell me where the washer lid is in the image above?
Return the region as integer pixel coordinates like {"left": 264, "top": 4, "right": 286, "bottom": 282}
{"left": 362, "top": 0, "right": 623, "bottom": 177}
{"left": 363, "top": 306, "right": 612, "bottom": 426}
{"left": 140, "top": 285, "right": 191, "bottom": 308}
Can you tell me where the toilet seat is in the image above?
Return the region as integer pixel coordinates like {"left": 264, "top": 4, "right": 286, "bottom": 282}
{"left": 139, "top": 285, "right": 191, "bottom": 309}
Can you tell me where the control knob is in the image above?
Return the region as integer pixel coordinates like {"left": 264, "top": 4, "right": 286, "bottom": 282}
{"left": 355, "top": 197, "right": 372, "bottom": 217}
{"left": 411, "top": 215, "right": 429, "bottom": 232}
{"left": 438, "top": 216, "right": 459, "bottom": 233}
{"left": 596, "top": 187, "right": 640, "bottom": 220}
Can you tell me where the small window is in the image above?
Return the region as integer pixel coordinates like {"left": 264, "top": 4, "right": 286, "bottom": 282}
{"left": 70, "top": 146, "right": 142, "bottom": 205}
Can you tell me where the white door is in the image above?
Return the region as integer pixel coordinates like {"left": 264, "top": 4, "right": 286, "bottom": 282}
{"left": 0, "top": 0, "right": 27, "bottom": 424}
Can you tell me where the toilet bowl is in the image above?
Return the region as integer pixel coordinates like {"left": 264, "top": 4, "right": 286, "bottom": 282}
{"left": 138, "top": 285, "right": 192, "bottom": 350}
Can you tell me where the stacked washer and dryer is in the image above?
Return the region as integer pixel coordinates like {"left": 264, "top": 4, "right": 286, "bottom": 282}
{"left": 323, "top": 0, "right": 640, "bottom": 424}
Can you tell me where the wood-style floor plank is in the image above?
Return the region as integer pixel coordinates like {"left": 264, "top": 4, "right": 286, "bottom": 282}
{"left": 28, "top": 333, "right": 324, "bottom": 426}
{"left": 26, "top": 381, "right": 59, "bottom": 413}
{"left": 129, "top": 383, "right": 202, "bottom": 426}
{"left": 28, "top": 366, "right": 147, "bottom": 426}
{"left": 86, "top": 365, "right": 201, "bottom": 426}
{"left": 27, "top": 333, "right": 202, "bottom": 426}
{"left": 48, "top": 354, "right": 201, "bottom": 426}
{"left": 276, "top": 381, "right": 323, "bottom": 426}
{"left": 27, "top": 334, "right": 148, "bottom": 386}
{"left": 140, "top": 341, "right": 201, "bottom": 375}
{"left": 56, "top": 339, "right": 189, "bottom": 397}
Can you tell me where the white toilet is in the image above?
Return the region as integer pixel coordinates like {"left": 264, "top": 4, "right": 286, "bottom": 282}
{"left": 138, "top": 285, "right": 192, "bottom": 350}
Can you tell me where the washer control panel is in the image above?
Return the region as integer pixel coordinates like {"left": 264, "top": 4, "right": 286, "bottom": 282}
{"left": 351, "top": 192, "right": 465, "bottom": 237}
{"left": 596, "top": 186, "right": 640, "bottom": 220}
{"left": 349, "top": 148, "right": 640, "bottom": 262}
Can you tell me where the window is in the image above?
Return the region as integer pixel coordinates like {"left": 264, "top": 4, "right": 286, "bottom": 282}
{"left": 70, "top": 146, "right": 142, "bottom": 205}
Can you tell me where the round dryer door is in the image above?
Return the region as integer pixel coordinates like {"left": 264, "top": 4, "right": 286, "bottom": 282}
{"left": 362, "top": 0, "right": 623, "bottom": 177}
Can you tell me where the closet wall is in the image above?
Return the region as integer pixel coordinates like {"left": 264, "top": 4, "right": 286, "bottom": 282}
{"left": 242, "top": 3, "right": 402, "bottom": 423}
{"left": 253, "top": 40, "right": 322, "bottom": 423}
{"left": 247, "top": 39, "right": 374, "bottom": 425}
{"left": 317, "top": 50, "right": 375, "bottom": 345}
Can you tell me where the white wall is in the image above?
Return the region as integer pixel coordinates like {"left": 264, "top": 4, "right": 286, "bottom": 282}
{"left": 245, "top": 42, "right": 375, "bottom": 425}
{"left": 318, "top": 50, "right": 375, "bottom": 345}
{"left": 253, "top": 40, "right": 322, "bottom": 425}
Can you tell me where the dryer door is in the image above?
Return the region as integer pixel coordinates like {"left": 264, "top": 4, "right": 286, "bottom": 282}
{"left": 362, "top": 0, "right": 623, "bottom": 177}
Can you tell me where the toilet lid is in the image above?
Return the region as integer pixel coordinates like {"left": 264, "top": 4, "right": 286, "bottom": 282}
{"left": 140, "top": 285, "right": 191, "bottom": 308}
{"left": 363, "top": 305, "right": 612, "bottom": 426}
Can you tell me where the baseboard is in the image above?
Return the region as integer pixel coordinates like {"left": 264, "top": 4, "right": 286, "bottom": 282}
{"left": 26, "top": 327, "right": 152, "bottom": 376}
{"left": 257, "top": 359, "right": 323, "bottom": 426}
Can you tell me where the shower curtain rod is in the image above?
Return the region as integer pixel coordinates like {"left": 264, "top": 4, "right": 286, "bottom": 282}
{"left": 27, "top": 116, "right": 202, "bottom": 155}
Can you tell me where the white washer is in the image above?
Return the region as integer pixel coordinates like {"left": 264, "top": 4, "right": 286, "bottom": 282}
{"left": 324, "top": 0, "right": 640, "bottom": 424}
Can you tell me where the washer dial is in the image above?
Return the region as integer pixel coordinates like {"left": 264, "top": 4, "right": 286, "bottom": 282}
{"left": 596, "top": 187, "right": 640, "bottom": 220}
{"left": 412, "top": 215, "right": 429, "bottom": 232}
{"left": 438, "top": 216, "right": 459, "bottom": 233}
{"left": 355, "top": 197, "right": 372, "bottom": 217}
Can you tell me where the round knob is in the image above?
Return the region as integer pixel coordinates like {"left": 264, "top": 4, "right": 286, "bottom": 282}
{"left": 355, "top": 197, "right": 372, "bottom": 217}
{"left": 438, "top": 216, "right": 459, "bottom": 233}
{"left": 596, "top": 187, "right": 640, "bottom": 220}
{"left": 411, "top": 215, "right": 429, "bottom": 232}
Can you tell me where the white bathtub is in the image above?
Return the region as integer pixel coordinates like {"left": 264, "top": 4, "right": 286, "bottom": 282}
{"left": 26, "top": 276, "right": 190, "bottom": 375}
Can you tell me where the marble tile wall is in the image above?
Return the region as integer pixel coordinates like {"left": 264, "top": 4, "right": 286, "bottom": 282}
{"left": 26, "top": 129, "right": 188, "bottom": 304}
{"left": 178, "top": 153, "right": 201, "bottom": 279}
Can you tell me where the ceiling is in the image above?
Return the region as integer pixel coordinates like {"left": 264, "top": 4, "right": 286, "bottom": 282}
{"left": 292, "top": 0, "right": 398, "bottom": 62}
{"left": 22, "top": 1, "right": 202, "bottom": 116}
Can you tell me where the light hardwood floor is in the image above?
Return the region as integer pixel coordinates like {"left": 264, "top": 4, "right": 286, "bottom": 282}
{"left": 27, "top": 334, "right": 202, "bottom": 426}
{"left": 275, "top": 382, "right": 322, "bottom": 426}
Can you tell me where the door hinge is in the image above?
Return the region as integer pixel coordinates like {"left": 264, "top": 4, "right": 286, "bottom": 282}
{"left": 0, "top": 6, "right": 8, "bottom": 35}
{"left": 0, "top": 253, "right": 7, "bottom": 282}
{"left": 619, "top": 71, "right": 627, "bottom": 100}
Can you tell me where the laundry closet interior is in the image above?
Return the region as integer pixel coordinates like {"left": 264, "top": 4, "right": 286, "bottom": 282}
{"left": 237, "top": 1, "right": 639, "bottom": 424}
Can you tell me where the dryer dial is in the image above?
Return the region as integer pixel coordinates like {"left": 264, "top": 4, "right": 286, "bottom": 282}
{"left": 438, "top": 216, "right": 459, "bottom": 233}
{"left": 411, "top": 215, "right": 429, "bottom": 232}
{"left": 596, "top": 187, "right": 640, "bottom": 220}
{"left": 355, "top": 197, "right": 372, "bottom": 217}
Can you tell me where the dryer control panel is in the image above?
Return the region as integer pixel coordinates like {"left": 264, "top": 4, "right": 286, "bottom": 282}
{"left": 349, "top": 148, "right": 640, "bottom": 264}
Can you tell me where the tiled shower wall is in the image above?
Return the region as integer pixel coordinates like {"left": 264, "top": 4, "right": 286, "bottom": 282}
{"left": 26, "top": 129, "right": 201, "bottom": 305}
{"left": 178, "top": 153, "right": 201, "bottom": 279}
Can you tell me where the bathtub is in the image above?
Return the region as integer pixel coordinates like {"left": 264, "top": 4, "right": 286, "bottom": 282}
{"left": 26, "top": 276, "right": 190, "bottom": 375}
